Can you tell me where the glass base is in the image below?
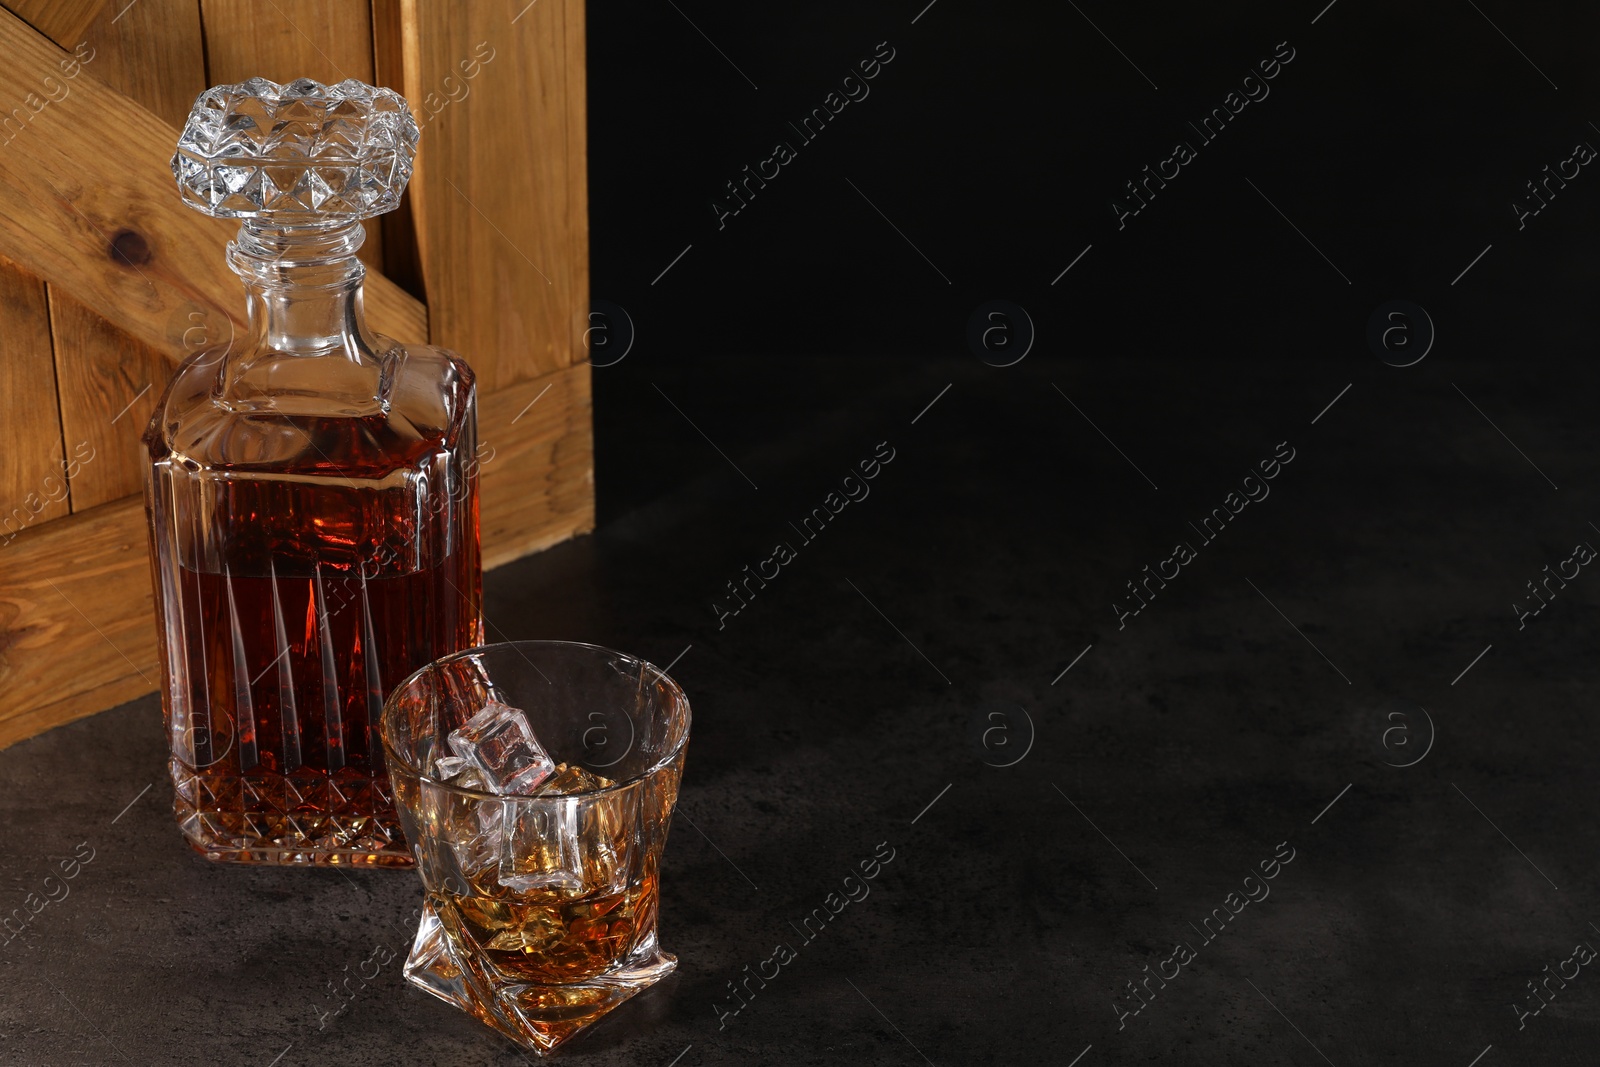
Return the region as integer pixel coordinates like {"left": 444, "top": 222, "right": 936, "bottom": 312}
{"left": 172, "top": 762, "right": 414, "bottom": 866}
{"left": 403, "top": 902, "right": 677, "bottom": 1054}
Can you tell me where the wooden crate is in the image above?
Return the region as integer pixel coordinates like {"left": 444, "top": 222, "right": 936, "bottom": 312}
{"left": 0, "top": 0, "right": 593, "bottom": 748}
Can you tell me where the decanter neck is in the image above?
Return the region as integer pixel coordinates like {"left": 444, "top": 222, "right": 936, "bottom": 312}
{"left": 220, "top": 220, "right": 389, "bottom": 416}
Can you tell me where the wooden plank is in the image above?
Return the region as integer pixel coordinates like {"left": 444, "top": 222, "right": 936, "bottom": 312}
{"left": 48, "top": 290, "right": 166, "bottom": 511}
{"left": 391, "top": 0, "right": 585, "bottom": 391}
{"left": 0, "top": 360, "right": 594, "bottom": 747}
{"left": 78, "top": 0, "right": 205, "bottom": 126}
{"left": 198, "top": 0, "right": 378, "bottom": 95}
{"left": 370, "top": 0, "right": 424, "bottom": 298}
{"left": 0, "top": 495, "right": 155, "bottom": 743}
{"left": 0, "top": 4, "right": 426, "bottom": 361}
{"left": 2, "top": 672, "right": 156, "bottom": 748}
{"left": 52, "top": 1, "right": 206, "bottom": 512}
{"left": 562, "top": 0, "right": 590, "bottom": 368}
{"left": 0, "top": 253, "right": 70, "bottom": 541}
{"left": 0, "top": 0, "right": 106, "bottom": 46}
{"left": 478, "top": 362, "right": 594, "bottom": 570}
{"left": 199, "top": 0, "right": 385, "bottom": 272}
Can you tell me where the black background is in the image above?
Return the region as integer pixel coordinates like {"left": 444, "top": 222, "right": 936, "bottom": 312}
{"left": 587, "top": 0, "right": 1600, "bottom": 368}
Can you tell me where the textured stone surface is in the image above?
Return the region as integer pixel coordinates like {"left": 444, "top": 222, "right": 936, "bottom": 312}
{"left": 3, "top": 354, "right": 1598, "bottom": 1064}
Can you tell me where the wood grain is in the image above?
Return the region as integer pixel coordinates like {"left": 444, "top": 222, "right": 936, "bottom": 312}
{"left": 51, "top": 1, "right": 206, "bottom": 512}
{"left": 78, "top": 0, "right": 205, "bottom": 126}
{"left": 479, "top": 362, "right": 594, "bottom": 570}
{"left": 0, "top": 4, "right": 426, "bottom": 361}
{"left": 199, "top": 0, "right": 385, "bottom": 271}
{"left": 199, "top": 0, "right": 377, "bottom": 90}
{"left": 393, "top": 0, "right": 587, "bottom": 391}
{"left": 0, "top": 494, "right": 155, "bottom": 745}
{"left": 0, "top": 253, "right": 70, "bottom": 539}
{"left": 0, "top": 0, "right": 106, "bottom": 46}
{"left": 562, "top": 0, "right": 590, "bottom": 367}
{"left": 48, "top": 289, "right": 166, "bottom": 511}
{"left": 0, "top": 359, "right": 594, "bottom": 747}
{"left": 370, "top": 0, "right": 424, "bottom": 299}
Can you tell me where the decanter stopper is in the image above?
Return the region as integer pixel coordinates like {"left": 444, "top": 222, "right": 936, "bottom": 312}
{"left": 171, "top": 77, "right": 418, "bottom": 222}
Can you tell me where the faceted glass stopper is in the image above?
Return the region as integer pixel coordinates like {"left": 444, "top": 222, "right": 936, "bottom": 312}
{"left": 171, "top": 76, "right": 418, "bottom": 222}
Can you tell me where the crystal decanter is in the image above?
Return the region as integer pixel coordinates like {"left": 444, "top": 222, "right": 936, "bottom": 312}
{"left": 146, "top": 78, "right": 481, "bottom": 866}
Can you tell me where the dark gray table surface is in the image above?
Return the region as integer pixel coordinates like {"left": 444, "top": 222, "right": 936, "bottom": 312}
{"left": 4, "top": 354, "right": 1598, "bottom": 1065}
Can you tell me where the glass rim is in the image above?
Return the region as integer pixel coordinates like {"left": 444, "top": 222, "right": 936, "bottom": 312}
{"left": 379, "top": 638, "right": 691, "bottom": 801}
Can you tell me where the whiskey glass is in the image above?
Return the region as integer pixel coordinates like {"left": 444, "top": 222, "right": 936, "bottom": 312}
{"left": 380, "top": 641, "right": 689, "bottom": 1054}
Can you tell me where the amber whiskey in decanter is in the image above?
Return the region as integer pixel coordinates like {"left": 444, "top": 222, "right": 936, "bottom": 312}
{"left": 146, "top": 78, "right": 481, "bottom": 866}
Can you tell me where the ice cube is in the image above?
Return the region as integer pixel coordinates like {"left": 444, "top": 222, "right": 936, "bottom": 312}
{"left": 429, "top": 753, "right": 505, "bottom": 881}
{"left": 456, "top": 802, "right": 504, "bottom": 881}
{"left": 447, "top": 700, "right": 556, "bottom": 796}
{"left": 433, "top": 754, "right": 473, "bottom": 781}
{"left": 495, "top": 763, "right": 620, "bottom": 894}
{"left": 498, "top": 799, "right": 583, "bottom": 894}
{"left": 420, "top": 773, "right": 502, "bottom": 884}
